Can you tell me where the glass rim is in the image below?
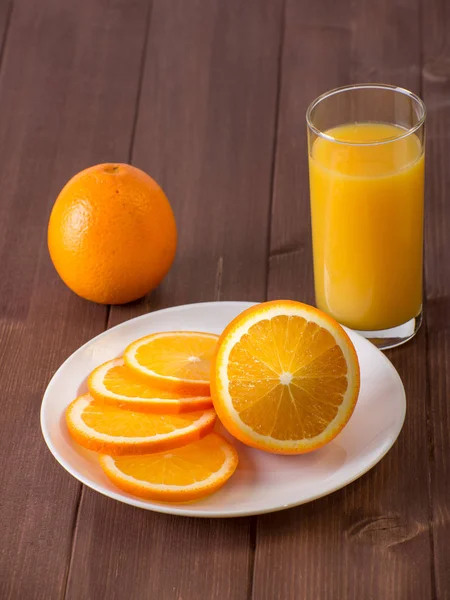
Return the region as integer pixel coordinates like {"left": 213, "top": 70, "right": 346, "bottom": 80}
{"left": 306, "top": 83, "right": 427, "bottom": 147}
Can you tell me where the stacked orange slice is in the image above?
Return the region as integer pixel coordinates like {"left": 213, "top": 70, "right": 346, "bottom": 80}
{"left": 66, "top": 331, "right": 238, "bottom": 502}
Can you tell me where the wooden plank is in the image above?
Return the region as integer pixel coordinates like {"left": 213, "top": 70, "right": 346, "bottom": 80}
{"left": 253, "top": 0, "right": 433, "bottom": 598}
{"left": 65, "top": 1, "right": 284, "bottom": 599}
{"left": 422, "top": 1, "right": 450, "bottom": 596}
{"left": 0, "top": 0, "right": 149, "bottom": 598}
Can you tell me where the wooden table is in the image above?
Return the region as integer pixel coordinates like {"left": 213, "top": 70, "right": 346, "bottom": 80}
{"left": 2, "top": 0, "right": 449, "bottom": 598}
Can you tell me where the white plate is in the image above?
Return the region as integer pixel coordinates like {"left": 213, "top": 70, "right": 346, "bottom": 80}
{"left": 41, "top": 301, "right": 406, "bottom": 518}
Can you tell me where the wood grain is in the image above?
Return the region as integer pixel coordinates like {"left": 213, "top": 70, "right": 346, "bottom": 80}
{"left": 254, "top": 0, "right": 433, "bottom": 598}
{"left": 1, "top": 0, "right": 448, "bottom": 597}
{"left": 422, "top": 0, "right": 450, "bottom": 597}
{"left": 65, "top": 1, "right": 283, "bottom": 599}
{"left": 0, "top": 0, "right": 149, "bottom": 598}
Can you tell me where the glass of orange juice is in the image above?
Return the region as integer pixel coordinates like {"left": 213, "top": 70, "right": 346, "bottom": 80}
{"left": 306, "top": 84, "right": 426, "bottom": 349}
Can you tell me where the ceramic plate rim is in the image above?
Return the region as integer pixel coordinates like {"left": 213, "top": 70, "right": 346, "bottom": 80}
{"left": 40, "top": 301, "right": 406, "bottom": 518}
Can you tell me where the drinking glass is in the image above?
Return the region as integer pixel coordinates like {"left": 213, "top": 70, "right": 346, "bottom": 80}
{"left": 306, "top": 84, "right": 426, "bottom": 349}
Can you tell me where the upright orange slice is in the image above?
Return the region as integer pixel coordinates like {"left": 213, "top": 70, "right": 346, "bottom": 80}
{"left": 124, "top": 331, "right": 219, "bottom": 396}
{"left": 88, "top": 358, "right": 212, "bottom": 413}
{"left": 211, "top": 300, "right": 360, "bottom": 454}
{"left": 66, "top": 394, "right": 216, "bottom": 455}
{"left": 99, "top": 433, "right": 238, "bottom": 502}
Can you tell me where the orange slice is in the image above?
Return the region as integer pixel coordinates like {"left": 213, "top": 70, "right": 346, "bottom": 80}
{"left": 124, "top": 331, "right": 219, "bottom": 396}
{"left": 66, "top": 394, "right": 216, "bottom": 455}
{"left": 99, "top": 433, "right": 238, "bottom": 502}
{"left": 211, "top": 300, "right": 360, "bottom": 454}
{"left": 88, "top": 358, "right": 212, "bottom": 413}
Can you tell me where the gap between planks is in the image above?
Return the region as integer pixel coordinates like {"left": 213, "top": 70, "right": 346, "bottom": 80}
{"left": 264, "top": 0, "right": 287, "bottom": 304}
{"left": 0, "top": 1, "right": 13, "bottom": 78}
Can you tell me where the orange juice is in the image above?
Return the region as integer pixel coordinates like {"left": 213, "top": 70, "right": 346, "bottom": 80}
{"left": 309, "top": 123, "right": 424, "bottom": 331}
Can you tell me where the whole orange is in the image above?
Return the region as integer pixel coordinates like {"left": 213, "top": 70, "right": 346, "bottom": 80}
{"left": 48, "top": 163, "right": 177, "bottom": 304}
